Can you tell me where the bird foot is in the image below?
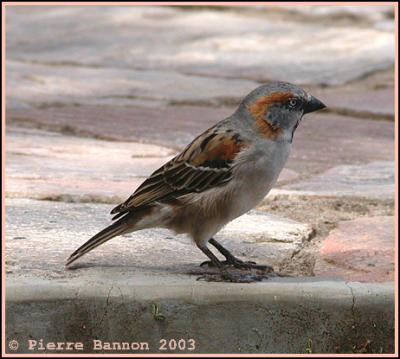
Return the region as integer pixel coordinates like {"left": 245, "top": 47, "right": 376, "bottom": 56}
{"left": 200, "top": 259, "right": 229, "bottom": 267}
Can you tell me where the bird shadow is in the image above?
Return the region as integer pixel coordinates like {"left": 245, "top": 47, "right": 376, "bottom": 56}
{"left": 187, "top": 265, "right": 290, "bottom": 283}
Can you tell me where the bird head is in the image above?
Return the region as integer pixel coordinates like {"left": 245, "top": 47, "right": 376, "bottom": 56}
{"left": 239, "top": 82, "right": 326, "bottom": 142}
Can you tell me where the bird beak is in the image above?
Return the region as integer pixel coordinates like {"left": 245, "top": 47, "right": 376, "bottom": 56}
{"left": 303, "top": 95, "right": 326, "bottom": 114}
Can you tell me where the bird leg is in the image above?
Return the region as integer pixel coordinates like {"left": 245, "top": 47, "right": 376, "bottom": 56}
{"left": 196, "top": 243, "right": 246, "bottom": 282}
{"left": 197, "top": 243, "right": 223, "bottom": 269}
{"left": 200, "top": 238, "right": 273, "bottom": 272}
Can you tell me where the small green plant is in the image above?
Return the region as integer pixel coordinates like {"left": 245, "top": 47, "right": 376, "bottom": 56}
{"left": 151, "top": 303, "right": 166, "bottom": 321}
{"left": 305, "top": 338, "right": 313, "bottom": 354}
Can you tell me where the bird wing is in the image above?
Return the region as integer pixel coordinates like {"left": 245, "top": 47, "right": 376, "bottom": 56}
{"left": 110, "top": 127, "right": 246, "bottom": 219}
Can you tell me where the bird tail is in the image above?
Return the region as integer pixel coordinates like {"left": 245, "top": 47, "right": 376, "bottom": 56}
{"left": 66, "top": 214, "right": 132, "bottom": 267}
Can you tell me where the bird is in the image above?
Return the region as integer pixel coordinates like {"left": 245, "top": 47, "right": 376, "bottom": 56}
{"left": 66, "top": 81, "right": 325, "bottom": 281}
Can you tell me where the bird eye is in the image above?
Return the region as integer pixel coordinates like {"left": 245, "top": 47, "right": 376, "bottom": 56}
{"left": 288, "top": 98, "right": 299, "bottom": 108}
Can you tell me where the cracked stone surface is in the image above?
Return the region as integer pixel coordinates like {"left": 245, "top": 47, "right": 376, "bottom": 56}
{"left": 5, "top": 198, "right": 314, "bottom": 278}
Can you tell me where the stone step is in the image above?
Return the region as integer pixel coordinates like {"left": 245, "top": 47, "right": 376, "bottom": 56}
{"left": 6, "top": 275, "right": 394, "bottom": 354}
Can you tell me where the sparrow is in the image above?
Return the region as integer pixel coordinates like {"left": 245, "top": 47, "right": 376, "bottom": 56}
{"left": 66, "top": 82, "right": 325, "bottom": 281}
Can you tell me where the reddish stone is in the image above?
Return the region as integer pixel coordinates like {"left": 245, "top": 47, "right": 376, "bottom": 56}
{"left": 314, "top": 216, "right": 395, "bottom": 282}
{"left": 6, "top": 105, "right": 235, "bottom": 149}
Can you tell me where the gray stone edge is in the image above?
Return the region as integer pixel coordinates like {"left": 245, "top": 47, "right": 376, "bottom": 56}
{"left": 5, "top": 276, "right": 395, "bottom": 354}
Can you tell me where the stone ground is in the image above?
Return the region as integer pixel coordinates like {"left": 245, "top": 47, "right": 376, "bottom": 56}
{"left": 5, "top": 5, "right": 396, "bottom": 354}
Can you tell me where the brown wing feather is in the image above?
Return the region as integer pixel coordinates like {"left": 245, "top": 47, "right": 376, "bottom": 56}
{"left": 110, "top": 127, "right": 246, "bottom": 219}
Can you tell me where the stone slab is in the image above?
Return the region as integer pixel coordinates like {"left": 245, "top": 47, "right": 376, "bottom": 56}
{"left": 6, "top": 6, "right": 394, "bottom": 90}
{"left": 7, "top": 108, "right": 395, "bottom": 177}
{"left": 5, "top": 127, "right": 297, "bottom": 202}
{"left": 313, "top": 86, "right": 394, "bottom": 119}
{"left": 5, "top": 198, "right": 314, "bottom": 278}
{"left": 270, "top": 4, "right": 394, "bottom": 27}
{"left": 6, "top": 60, "right": 258, "bottom": 110}
{"left": 304, "top": 69, "right": 395, "bottom": 119}
{"left": 278, "top": 161, "right": 395, "bottom": 200}
{"left": 6, "top": 126, "right": 176, "bottom": 177}
{"left": 314, "top": 216, "right": 395, "bottom": 282}
{"left": 6, "top": 104, "right": 235, "bottom": 148}
{"left": 287, "top": 112, "right": 395, "bottom": 175}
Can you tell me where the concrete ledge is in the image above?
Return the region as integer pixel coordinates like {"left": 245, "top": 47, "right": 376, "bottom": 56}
{"left": 6, "top": 274, "right": 394, "bottom": 354}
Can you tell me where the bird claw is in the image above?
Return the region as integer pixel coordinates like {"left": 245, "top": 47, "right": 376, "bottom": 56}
{"left": 200, "top": 260, "right": 228, "bottom": 267}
